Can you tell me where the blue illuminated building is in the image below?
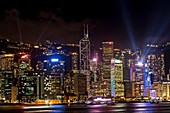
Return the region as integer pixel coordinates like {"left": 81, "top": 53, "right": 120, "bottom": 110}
{"left": 144, "top": 63, "right": 152, "bottom": 97}
{"left": 42, "top": 55, "right": 65, "bottom": 102}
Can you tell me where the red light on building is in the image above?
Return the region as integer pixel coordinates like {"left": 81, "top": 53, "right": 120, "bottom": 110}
{"left": 21, "top": 55, "right": 28, "bottom": 59}
{"left": 109, "top": 42, "right": 113, "bottom": 45}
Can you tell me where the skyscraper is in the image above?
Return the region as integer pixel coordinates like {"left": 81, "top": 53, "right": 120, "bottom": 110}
{"left": 43, "top": 56, "right": 65, "bottom": 102}
{"left": 111, "top": 59, "right": 124, "bottom": 98}
{"left": 144, "top": 44, "right": 165, "bottom": 99}
{"left": 131, "top": 62, "right": 145, "bottom": 98}
{"left": 79, "top": 24, "right": 90, "bottom": 70}
{"left": 0, "top": 54, "right": 15, "bottom": 102}
{"left": 102, "top": 42, "right": 113, "bottom": 96}
{"left": 17, "top": 53, "right": 32, "bottom": 102}
{"left": 71, "top": 52, "right": 78, "bottom": 70}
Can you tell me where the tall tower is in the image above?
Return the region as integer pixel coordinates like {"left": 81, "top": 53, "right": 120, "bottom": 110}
{"left": 102, "top": 42, "right": 113, "bottom": 96}
{"left": 79, "top": 24, "right": 90, "bottom": 70}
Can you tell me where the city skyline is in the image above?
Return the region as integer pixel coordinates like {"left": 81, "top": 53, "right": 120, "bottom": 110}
{"left": 0, "top": 0, "right": 170, "bottom": 49}
{"left": 1, "top": 1, "right": 170, "bottom": 110}
{"left": 0, "top": 29, "right": 170, "bottom": 105}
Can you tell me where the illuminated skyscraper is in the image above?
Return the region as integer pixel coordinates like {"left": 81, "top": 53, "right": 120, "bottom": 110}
{"left": 144, "top": 44, "right": 165, "bottom": 98}
{"left": 122, "top": 49, "right": 136, "bottom": 98}
{"left": 43, "top": 56, "right": 65, "bottom": 102}
{"left": 111, "top": 59, "right": 124, "bottom": 98}
{"left": 145, "top": 44, "right": 163, "bottom": 82}
{"left": 17, "top": 53, "right": 33, "bottom": 102}
{"left": 131, "top": 62, "right": 144, "bottom": 97}
{"left": 0, "top": 54, "right": 15, "bottom": 102}
{"left": 163, "top": 41, "right": 170, "bottom": 80}
{"left": 130, "top": 61, "right": 151, "bottom": 98}
{"left": 18, "top": 72, "right": 37, "bottom": 102}
{"left": 79, "top": 24, "right": 90, "bottom": 70}
{"left": 90, "top": 57, "right": 99, "bottom": 96}
{"left": 102, "top": 42, "right": 113, "bottom": 96}
{"left": 71, "top": 52, "right": 78, "bottom": 70}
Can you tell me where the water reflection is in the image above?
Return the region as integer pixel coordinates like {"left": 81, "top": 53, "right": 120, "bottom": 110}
{"left": 24, "top": 110, "right": 64, "bottom": 113}
{"left": 1, "top": 103, "right": 170, "bottom": 113}
{"left": 131, "top": 102, "right": 152, "bottom": 107}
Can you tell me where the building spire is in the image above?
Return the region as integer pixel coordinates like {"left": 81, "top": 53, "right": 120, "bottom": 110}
{"left": 83, "top": 24, "right": 88, "bottom": 38}
{"left": 84, "top": 24, "right": 85, "bottom": 37}
{"left": 79, "top": 24, "right": 90, "bottom": 70}
{"left": 86, "top": 24, "right": 88, "bottom": 38}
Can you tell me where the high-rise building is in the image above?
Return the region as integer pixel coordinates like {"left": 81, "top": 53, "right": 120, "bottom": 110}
{"left": 111, "top": 59, "right": 124, "bottom": 98}
{"left": 160, "top": 42, "right": 170, "bottom": 100}
{"left": 43, "top": 55, "right": 65, "bottom": 102}
{"left": 90, "top": 58, "right": 98, "bottom": 82}
{"left": 130, "top": 61, "right": 151, "bottom": 98}
{"left": 18, "top": 73, "right": 37, "bottom": 102}
{"left": 163, "top": 41, "right": 170, "bottom": 80}
{"left": 102, "top": 42, "right": 113, "bottom": 96}
{"left": 0, "top": 54, "right": 15, "bottom": 102}
{"left": 122, "top": 49, "right": 136, "bottom": 98}
{"left": 18, "top": 70, "right": 45, "bottom": 102}
{"left": 144, "top": 44, "right": 165, "bottom": 99}
{"left": 79, "top": 24, "right": 90, "bottom": 70}
{"left": 64, "top": 70, "right": 91, "bottom": 102}
{"left": 90, "top": 57, "right": 100, "bottom": 97}
{"left": 73, "top": 70, "right": 91, "bottom": 101}
{"left": 144, "top": 44, "right": 163, "bottom": 82}
{"left": 17, "top": 53, "right": 32, "bottom": 102}
{"left": 71, "top": 52, "right": 78, "bottom": 70}
{"left": 131, "top": 62, "right": 143, "bottom": 98}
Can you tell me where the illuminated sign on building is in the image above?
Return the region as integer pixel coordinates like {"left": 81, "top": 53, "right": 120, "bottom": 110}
{"left": 51, "top": 58, "right": 59, "bottom": 62}
{"left": 4, "top": 54, "right": 14, "bottom": 57}
{"left": 111, "top": 59, "right": 115, "bottom": 97}
{"left": 44, "top": 60, "right": 49, "bottom": 63}
{"left": 150, "top": 89, "right": 156, "bottom": 99}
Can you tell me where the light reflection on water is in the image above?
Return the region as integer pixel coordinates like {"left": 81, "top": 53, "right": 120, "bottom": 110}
{"left": 111, "top": 108, "right": 126, "bottom": 112}
{"left": 113, "top": 103, "right": 128, "bottom": 107}
{"left": 23, "top": 105, "right": 66, "bottom": 110}
{"left": 87, "top": 104, "right": 107, "bottom": 108}
{"left": 131, "top": 102, "right": 152, "bottom": 107}
{"left": 24, "top": 110, "right": 64, "bottom": 113}
{"left": 1, "top": 103, "right": 170, "bottom": 113}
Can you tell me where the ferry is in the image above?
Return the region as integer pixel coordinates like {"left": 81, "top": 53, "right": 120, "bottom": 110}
{"left": 85, "top": 96, "right": 115, "bottom": 105}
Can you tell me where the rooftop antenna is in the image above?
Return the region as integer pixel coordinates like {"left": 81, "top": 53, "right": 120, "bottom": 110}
{"left": 86, "top": 24, "right": 88, "bottom": 37}
{"left": 84, "top": 24, "right": 85, "bottom": 37}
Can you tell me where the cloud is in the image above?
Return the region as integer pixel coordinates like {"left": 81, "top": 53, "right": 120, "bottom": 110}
{"left": 0, "top": 9, "right": 86, "bottom": 45}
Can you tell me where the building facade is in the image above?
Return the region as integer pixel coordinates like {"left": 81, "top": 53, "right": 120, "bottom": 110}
{"left": 102, "top": 42, "right": 114, "bottom": 96}
{"left": 111, "top": 59, "right": 124, "bottom": 98}
{"left": 0, "top": 54, "right": 15, "bottom": 102}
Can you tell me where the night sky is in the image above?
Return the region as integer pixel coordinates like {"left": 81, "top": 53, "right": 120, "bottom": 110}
{"left": 0, "top": 0, "right": 170, "bottom": 49}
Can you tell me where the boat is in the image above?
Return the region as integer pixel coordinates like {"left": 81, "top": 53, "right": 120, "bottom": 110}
{"left": 85, "top": 96, "right": 115, "bottom": 105}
